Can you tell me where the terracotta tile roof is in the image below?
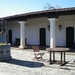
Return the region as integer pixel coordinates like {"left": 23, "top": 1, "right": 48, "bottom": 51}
{"left": 3, "top": 7, "right": 75, "bottom": 19}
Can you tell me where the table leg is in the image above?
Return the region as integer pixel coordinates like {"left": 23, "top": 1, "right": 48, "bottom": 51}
{"left": 61, "top": 52, "right": 62, "bottom": 65}
{"left": 50, "top": 51, "right": 52, "bottom": 64}
{"left": 53, "top": 52, "right": 55, "bottom": 62}
{"left": 64, "top": 52, "right": 65, "bottom": 63}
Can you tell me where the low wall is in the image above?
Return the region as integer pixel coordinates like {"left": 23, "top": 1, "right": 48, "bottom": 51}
{"left": 0, "top": 45, "right": 12, "bottom": 61}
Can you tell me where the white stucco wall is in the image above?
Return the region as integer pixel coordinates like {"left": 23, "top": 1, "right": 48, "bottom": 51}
{"left": 63, "top": 22, "right": 75, "bottom": 46}
{"left": 0, "top": 34, "right": 6, "bottom": 42}
{"left": 56, "top": 15, "right": 75, "bottom": 46}
{"left": 25, "top": 17, "right": 50, "bottom": 45}
{"left": 25, "top": 24, "right": 38, "bottom": 45}
{"left": 2, "top": 15, "right": 75, "bottom": 46}
{"left": 7, "top": 21, "right": 20, "bottom": 44}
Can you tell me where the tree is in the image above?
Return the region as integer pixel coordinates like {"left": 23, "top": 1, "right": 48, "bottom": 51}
{"left": 0, "top": 19, "right": 7, "bottom": 43}
{"left": 44, "top": 3, "right": 61, "bottom": 10}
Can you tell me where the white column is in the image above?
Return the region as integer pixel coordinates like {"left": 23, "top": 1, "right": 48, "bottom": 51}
{"left": 48, "top": 18, "right": 56, "bottom": 48}
{"left": 18, "top": 21, "right": 26, "bottom": 49}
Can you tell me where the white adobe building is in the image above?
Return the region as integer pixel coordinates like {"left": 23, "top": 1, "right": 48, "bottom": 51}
{"left": 0, "top": 7, "right": 75, "bottom": 49}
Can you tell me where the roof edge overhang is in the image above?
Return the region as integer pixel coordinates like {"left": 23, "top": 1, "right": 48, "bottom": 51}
{"left": 1, "top": 7, "right": 75, "bottom": 21}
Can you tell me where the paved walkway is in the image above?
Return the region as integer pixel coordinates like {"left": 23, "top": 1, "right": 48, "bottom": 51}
{"left": 0, "top": 47, "right": 75, "bottom": 75}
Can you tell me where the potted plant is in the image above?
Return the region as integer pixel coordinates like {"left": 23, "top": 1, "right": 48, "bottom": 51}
{"left": 0, "top": 19, "right": 12, "bottom": 61}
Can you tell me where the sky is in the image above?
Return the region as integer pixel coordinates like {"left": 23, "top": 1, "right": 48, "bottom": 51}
{"left": 0, "top": 0, "right": 75, "bottom": 18}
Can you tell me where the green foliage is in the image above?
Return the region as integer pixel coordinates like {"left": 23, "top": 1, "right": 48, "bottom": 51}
{"left": 0, "top": 42, "right": 6, "bottom": 45}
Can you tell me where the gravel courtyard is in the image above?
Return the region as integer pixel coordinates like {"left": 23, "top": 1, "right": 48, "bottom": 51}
{"left": 0, "top": 47, "right": 75, "bottom": 75}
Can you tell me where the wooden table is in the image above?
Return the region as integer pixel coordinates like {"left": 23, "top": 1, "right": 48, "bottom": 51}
{"left": 48, "top": 48, "right": 69, "bottom": 66}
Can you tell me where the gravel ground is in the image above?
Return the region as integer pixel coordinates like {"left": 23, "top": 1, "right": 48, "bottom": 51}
{"left": 0, "top": 47, "right": 75, "bottom": 75}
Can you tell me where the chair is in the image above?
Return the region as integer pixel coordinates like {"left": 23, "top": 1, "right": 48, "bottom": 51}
{"left": 32, "top": 45, "right": 44, "bottom": 60}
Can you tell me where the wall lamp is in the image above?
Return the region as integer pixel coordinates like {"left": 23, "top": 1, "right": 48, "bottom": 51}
{"left": 47, "top": 25, "right": 50, "bottom": 31}
{"left": 58, "top": 25, "right": 62, "bottom": 32}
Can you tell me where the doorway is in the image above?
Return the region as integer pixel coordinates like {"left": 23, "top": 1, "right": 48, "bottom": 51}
{"left": 66, "top": 27, "right": 74, "bottom": 47}
{"left": 8, "top": 30, "right": 12, "bottom": 44}
{"left": 39, "top": 28, "right": 46, "bottom": 46}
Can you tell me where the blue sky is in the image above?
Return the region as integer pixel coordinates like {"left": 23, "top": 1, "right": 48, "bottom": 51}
{"left": 0, "top": 0, "right": 75, "bottom": 17}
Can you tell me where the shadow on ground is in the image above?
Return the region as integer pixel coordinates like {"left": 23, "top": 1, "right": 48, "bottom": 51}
{"left": 11, "top": 45, "right": 49, "bottom": 50}
{"left": 5, "top": 58, "right": 44, "bottom": 68}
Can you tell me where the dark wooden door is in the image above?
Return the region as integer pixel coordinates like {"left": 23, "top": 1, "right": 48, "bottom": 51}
{"left": 66, "top": 27, "right": 74, "bottom": 48}
{"left": 40, "top": 28, "right": 46, "bottom": 46}
{"left": 8, "top": 30, "right": 12, "bottom": 44}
